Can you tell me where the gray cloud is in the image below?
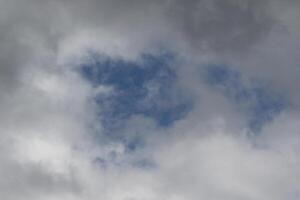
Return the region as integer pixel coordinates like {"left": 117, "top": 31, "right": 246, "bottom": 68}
{"left": 0, "top": 0, "right": 300, "bottom": 199}
{"left": 164, "top": 0, "right": 274, "bottom": 53}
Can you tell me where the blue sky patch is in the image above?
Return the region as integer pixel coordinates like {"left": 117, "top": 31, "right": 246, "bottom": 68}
{"left": 80, "top": 53, "right": 192, "bottom": 141}
{"left": 206, "top": 65, "right": 286, "bottom": 132}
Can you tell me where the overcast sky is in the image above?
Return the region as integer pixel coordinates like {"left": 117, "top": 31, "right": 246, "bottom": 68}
{"left": 1, "top": 0, "right": 300, "bottom": 199}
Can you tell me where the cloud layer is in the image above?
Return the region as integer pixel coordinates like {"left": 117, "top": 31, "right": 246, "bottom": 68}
{"left": 1, "top": 0, "right": 300, "bottom": 199}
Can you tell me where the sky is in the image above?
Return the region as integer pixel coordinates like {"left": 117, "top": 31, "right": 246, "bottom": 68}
{"left": 0, "top": 0, "right": 300, "bottom": 199}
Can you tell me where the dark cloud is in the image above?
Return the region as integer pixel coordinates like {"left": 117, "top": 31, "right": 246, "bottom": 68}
{"left": 164, "top": 0, "right": 274, "bottom": 53}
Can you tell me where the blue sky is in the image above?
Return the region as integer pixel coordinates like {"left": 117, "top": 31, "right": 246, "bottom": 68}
{"left": 76, "top": 52, "right": 289, "bottom": 161}
{"left": 80, "top": 54, "right": 286, "bottom": 137}
{"left": 80, "top": 53, "right": 192, "bottom": 132}
{"left": 206, "top": 65, "right": 286, "bottom": 132}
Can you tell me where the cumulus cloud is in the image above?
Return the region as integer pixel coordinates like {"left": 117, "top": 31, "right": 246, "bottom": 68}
{"left": 1, "top": 0, "right": 300, "bottom": 199}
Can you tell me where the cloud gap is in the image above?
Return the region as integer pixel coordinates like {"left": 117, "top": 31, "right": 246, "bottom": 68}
{"left": 205, "top": 65, "right": 286, "bottom": 132}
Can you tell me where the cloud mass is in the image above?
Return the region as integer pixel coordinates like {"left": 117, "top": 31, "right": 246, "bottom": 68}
{"left": 0, "top": 0, "right": 300, "bottom": 199}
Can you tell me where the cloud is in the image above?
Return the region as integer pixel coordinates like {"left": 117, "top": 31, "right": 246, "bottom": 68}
{"left": 164, "top": 0, "right": 274, "bottom": 53}
{"left": 154, "top": 130, "right": 300, "bottom": 200}
{"left": 1, "top": 0, "right": 300, "bottom": 199}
